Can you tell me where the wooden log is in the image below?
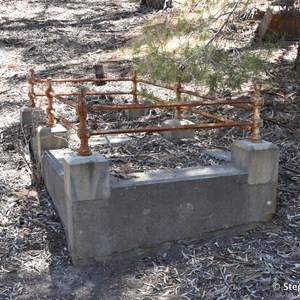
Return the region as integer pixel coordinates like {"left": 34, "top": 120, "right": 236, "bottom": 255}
{"left": 140, "top": 0, "right": 172, "bottom": 9}
{"left": 93, "top": 64, "right": 106, "bottom": 86}
{"left": 257, "top": 7, "right": 300, "bottom": 40}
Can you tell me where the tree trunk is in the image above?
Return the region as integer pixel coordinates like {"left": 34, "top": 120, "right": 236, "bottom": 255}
{"left": 294, "top": 39, "right": 300, "bottom": 78}
{"left": 140, "top": 0, "right": 172, "bottom": 9}
{"left": 93, "top": 64, "right": 106, "bottom": 86}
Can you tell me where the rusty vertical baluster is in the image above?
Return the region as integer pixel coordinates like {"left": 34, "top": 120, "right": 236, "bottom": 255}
{"left": 174, "top": 75, "right": 182, "bottom": 119}
{"left": 46, "top": 78, "right": 56, "bottom": 128}
{"left": 132, "top": 70, "right": 138, "bottom": 104}
{"left": 77, "top": 91, "right": 92, "bottom": 156}
{"left": 250, "top": 82, "right": 264, "bottom": 143}
{"left": 28, "top": 69, "right": 36, "bottom": 107}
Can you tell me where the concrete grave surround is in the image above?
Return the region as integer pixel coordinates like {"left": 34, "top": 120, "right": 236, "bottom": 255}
{"left": 24, "top": 111, "right": 279, "bottom": 266}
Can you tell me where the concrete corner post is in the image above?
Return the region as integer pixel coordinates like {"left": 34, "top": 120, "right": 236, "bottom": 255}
{"left": 63, "top": 152, "right": 110, "bottom": 202}
{"left": 36, "top": 125, "right": 68, "bottom": 160}
{"left": 62, "top": 152, "right": 110, "bottom": 264}
{"left": 231, "top": 140, "right": 279, "bottom": 185}
{"left": 231, "top": 140, "right": 279, "bottom": 221}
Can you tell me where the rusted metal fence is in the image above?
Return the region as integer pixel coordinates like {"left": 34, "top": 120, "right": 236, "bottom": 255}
{"left": 27, "top": 68, "right": 264, "bottom": 156}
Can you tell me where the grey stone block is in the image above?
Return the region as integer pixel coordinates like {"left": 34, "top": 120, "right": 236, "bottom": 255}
{"left": 161, "top": 119, "right": 195, "bottom": 139}
{"left": 231, "top": 140, "right": 279, "bottom": 185}
{"left": 20, "top": 106, "right": 33, "bottom": 125}
{"left": 125, "top": 109, "right": 147, "bottom": 120}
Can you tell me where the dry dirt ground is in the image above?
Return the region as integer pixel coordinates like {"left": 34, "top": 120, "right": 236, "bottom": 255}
{"left": 0, "top": 0, "right": 300, "bottom": 299}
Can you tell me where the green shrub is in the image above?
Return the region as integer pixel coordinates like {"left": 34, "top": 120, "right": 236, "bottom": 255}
{"left": 131, "top": 1, "right": 274, "bottom": 92}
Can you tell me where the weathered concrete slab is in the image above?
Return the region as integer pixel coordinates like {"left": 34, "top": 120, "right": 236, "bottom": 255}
{"left": 110, "top": 164, "right": 242, "bottom": 186}
{"left": 90, "top": 134, "right": 131, "bottom": 145}
{"left": 204, "top": 149, "right": 231, "bottom": 162}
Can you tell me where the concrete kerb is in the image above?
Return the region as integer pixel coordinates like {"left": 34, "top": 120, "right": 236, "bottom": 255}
{"left": 38, "top": 138, "right": 279, "bottom": 266}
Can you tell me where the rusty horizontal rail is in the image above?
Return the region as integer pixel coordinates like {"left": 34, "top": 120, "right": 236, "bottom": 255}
{"left": 137, "top": 91, "right": 237, "bottom": 123}
{"left": 138, "top": 79, "right": 252, "bottom": 110}
{"left": 179, "top": 87, "right": 253, "bottom": 110}
{"left": 35, "top": 77, "right": 131, "bottom": 83}
{"left": 35, "top": 91, "right": 131, "bottom": 97}
{"left": 50, "top": 110, "right": 79, "bottom": 131}
{"left": 136, "top": 92, "right": 234, "bottom": 123}
{"left": 27, "top": 68, "right": 264, "bottom": 156}
{"left": 49, "top": 92, "right": 78, "bottom": 108}
{"left": 89, "top": 98, "right": 254, "bottom": 112}
{"left": 185, "top": 107, "right": 233, "bottom": 123}
{"left": 141, "top": 91, "right": 239, "bottom": 124}
{"left": 90, "top": 121, "right": 252, "bottom": 136}
{"left": 138, "top": 79, "right": 175, "bottom": 91}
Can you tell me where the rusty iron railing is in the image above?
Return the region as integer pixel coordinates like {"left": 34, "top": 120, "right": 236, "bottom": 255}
{"left": 27, "top": 68, "right": 264, "bottom": 156}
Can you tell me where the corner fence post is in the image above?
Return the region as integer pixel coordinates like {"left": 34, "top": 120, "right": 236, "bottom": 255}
{"left": 77, "top": 91, "right": 92, "bottom": 156}
{"left": 46, "top": 78, "right": 56, "bottom": 128}
{"left": 132, "top": 70, "right": 138, "bottom": 104}
{"left": 28, "top": 68, "right": 36, "bottom": 108}
{"left": 21, "top": 69, "right": 35, "bottom": 125}
{"left": 250, "top": 82, "right": 264, "bottom": 143}
{"left": 174, "top": 76, "right": 182, "bottom": 119}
